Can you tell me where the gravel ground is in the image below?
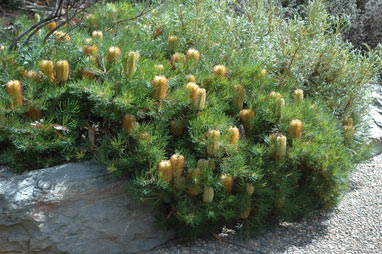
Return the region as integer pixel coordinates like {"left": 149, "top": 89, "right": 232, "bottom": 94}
{"left": 143, "top": 154, "right": 382, "bottom": 254}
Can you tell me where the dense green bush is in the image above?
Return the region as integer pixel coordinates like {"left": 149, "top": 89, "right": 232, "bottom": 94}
{"left": 0, "top": 0, "right": 381, "bottom": 238}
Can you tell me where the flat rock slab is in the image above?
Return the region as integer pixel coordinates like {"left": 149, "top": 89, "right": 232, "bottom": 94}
{"left": 0, "top": 162, "right": 173, "bottom": 254}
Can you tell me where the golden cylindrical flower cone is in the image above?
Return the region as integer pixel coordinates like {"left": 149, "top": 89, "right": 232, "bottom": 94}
{"left": 228, "top": 126, "right": 240, "bottom": 146}
{"left": 207, "top": 129, "right": 220, "bottom": 156}
{"left": 240, "top": 109, "right": 255, "bottom": 131}
{"left": 152, "top": 75, "right": 168, "bottom": 101}
{"left": 158, "top": 160, "right": 173, "bottom": 183}
{"left": 168, "top": 35, "right": 178, "bottom": 52}
{"left": 246, "top": 183, "right": 255, "bottom": 196}
{"left": 40, "top": 60, "right": 55, "bottom": 82}
{"left": 6, "top": 80, "right": 23, "bottom": 109}
{"left": 55, "top": 60, "right": 69, "bottom": 82}
{"left": 186, "top": 82, "right": 199, "bottom": 100}
{"left": 186, "top": 48, "right": 200, "bottom": 62}
{"left": 220, "top": 174, "right": 234, "bottom": 194}
{"left": 107, "top": 46, "right": 122, "bottom": 63}
{"left": 294, "top": 89, "right": 304, "bottom": 104}
{"left": 289, "top": 120, "right": 303, "bottom": 139}
{"left": 212, "top": 65, "right": 227, "bottom": 77}
{"left": 122, "top": 114, "right": 136, "bottom": 134}
{"left": 46, "top": 21, "right": 57, "bottom": 31}
{"left": 270, "top": 133, "right": 287, "bottom": 160}
{"left": 92, "top": 30, "right": 103, "bottom": 40}
{"left": 203, "top": 186, "right": 214, "bottom": 203}
{"left": 125, "top": 51, "right": 140, "bottom": 76}
{"left": 192, "top": 88, "right": 206, "bottom": 111}
{"left": 233, "top": 84, "right": 244, "bottom": 110}
{"left": 185, "top": 74, "right": 196, "bottom": 83}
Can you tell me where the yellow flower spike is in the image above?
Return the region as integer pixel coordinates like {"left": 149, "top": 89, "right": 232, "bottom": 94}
{"left": 203, "top": 186, "right": 214, "bottom": 203}
{"left": 55, "top": 60, "right": 69, "bottom": 82}
{"left": 152, "top": 75, "right": 168, "bottom": 101}
{"left": 233, "top": 84, "right": 244, "bottom": 110}
{"left": 207, "top": 129, "right": 220, "bottom": 156}
{"left": 6, "top": 80, "right": 23, "bottom": 109}
{"left": 289, "top": 120, "right": 303, "bottom": 139}
{"left": 192, "top": 88, "right": 206, "bottom": 111}
{"left": 122, "top": 114, "right": 136, "bottom": 134}
{"left": 107, "top": 46, "right": 122, "bottom": 63}
{"left": 125, "top": 51, "right": 140, "bottom": 77}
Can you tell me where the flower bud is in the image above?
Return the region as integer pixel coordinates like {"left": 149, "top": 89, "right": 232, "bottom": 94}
{"left": 186, "top": 48, "right": 200, "bottom": 62}
{"left": 192, "top": 88, "right": 206, "bottom": 111}
{"left": 270, "top": 133, "right": 286, "bottom": 160}
{"left": 212, "top": 65, "right": 227, "bottom": 77}
{"left": 81, "top": 69, "right": 97, "bottom": 79}
{"left": 55, "top": 60, "right": 69, "bottom": 82}
{"left": 34, "top": 13, "right": 40, "bottom": 22}
{"left": 125, "top": 51, "right": 140, "bottom": 76}
{"left": 240, "top": 206, "right": 251, "bottom": 219}
{"left": 46, "top": 21, "right": 57, "bottom": 31}
{"left": 240, "top": 109, "right": 255, "bottom": 131}
{"left": 188, "top": 168, "right": 201, "bottom": 195}
{"left": 158, "top": 160, "right": 173, "bottom": 183}
{"left": 83, "top": 45, "right": 98, "bottom": 56}
{"left": 185, "top": 74, "right": 196, "bottom": 83}
{"left": 107, "top": 46, "right": 122, "bottom": 63}
{"left": 122, "top": 114, "right": 136, "bottom": 134}
{"left": 207, "top": 129, "right": 220, "bottom": 156}
{"left": 246, "top": 183, "right": 255, "bottom": 197}
{"left": 261, "top": 69, "right": 267, "bottom": 76}
{"left": 6, "top": 80, "right": 23, "bottom": 109}
{"left": 92, "top": 30, "right": 103, "bottom": 40}
{"left": 289, "top": 120, "right": 303, "bottom": 139}
{"left": 84, "top": 38, "right": 93, "bottom": 45}
{"left": 28, "top": 106, "right": 43, "bottom": 121}
{"left": 220, "top": 174, "right": 234, "bottom": 194}
{"left": 53, "top": 31, "right": 70, "bottom": 42}
{"left": 294, "top": 89, "right": 304, "bottom": 104}
{"left": 228, "top": 126, "right": 240, "bottom": 146}
{"left": 197, "top": 159, "right": 209, "bottom": 169}
{"left": 169, "top": 119, "right": 184, "bottom": 136}
{"left": 152, "top": 75, "right": 168, "bottom": 101}
{"left": 270, "top": 92, "right": 283, "bottom": 99}
{"left": 203, "top": 186, "right": 214, "bottom": 203}
{"left": 170, "top": 52, "right": 186, "bottom": 70}
{"left": 168, "top": 35, "right": 178, "bottom": 52}
{"left": 25, "top": 70, "right": 40, "bottom": 83}
{"left": 155, "top": 64, "right": 164, "bottom": 74}
{"left": 40, "top": 60, "right": 55, "bottom": 82}
{"left": 274, "top": 98, "right": 285, "bottom": 121}
{"left": 139, "top": 132, "right": 151, "bottom": 141}
{"left": 233, "top": 84, "right": 244, "bottom": 110}
{"left": 343, "top": 117, "right": 353, "bottom": 127}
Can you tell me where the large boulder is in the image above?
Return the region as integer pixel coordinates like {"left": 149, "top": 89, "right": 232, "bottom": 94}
{"left": 0, "top": 162, "right": 173, "bottom": 254}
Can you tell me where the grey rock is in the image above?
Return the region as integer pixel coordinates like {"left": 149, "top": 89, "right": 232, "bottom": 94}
{"left": 0, "top": 162, "right": 173, "bottom": 254}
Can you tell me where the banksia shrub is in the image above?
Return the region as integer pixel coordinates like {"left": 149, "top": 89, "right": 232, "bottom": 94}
{"left": 152, "top": 75, "right": 168, "bottom": 101}
{"left": 207, "top": 129, "right": 220, "bottom": 156}
{"left": 6, "top": 80, "right": 23, "bottom": 109}
{"left": 1, "top": 0, "right": 377, "bottom": 241}
{"left": 40, "top": 60, "right": 54, "bottom": 82}
{"left": 125, "top": 51, "right": 140, "bottom": 77}
{"left": 107, "top": 46, "right": 122, "bottom": 63}
{"left": 55, "top": 60, "right": 69, "bottom": 82}
{"left": 122, "top": 114, "right": 136, "bottom": 134}
{"left": 289, "top": 120, "right": 303, "bottom": 139}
